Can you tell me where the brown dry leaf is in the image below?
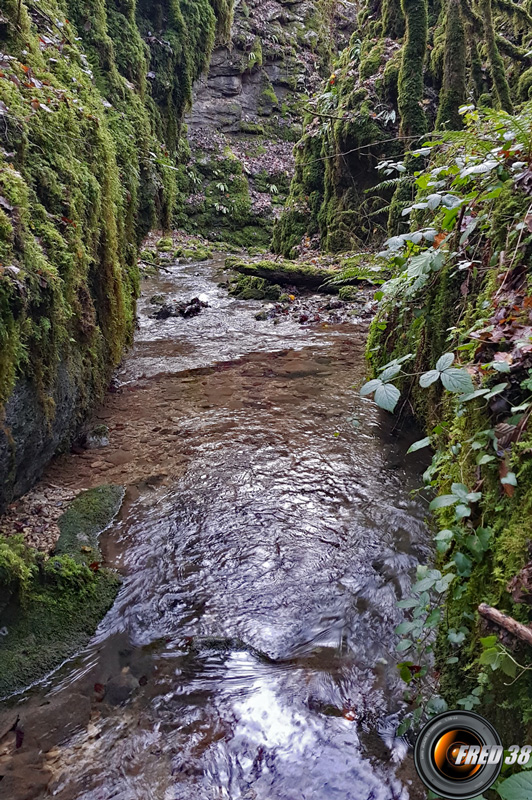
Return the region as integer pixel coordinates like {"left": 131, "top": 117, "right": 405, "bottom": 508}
{"left": 499, "top": 460, "right": 515, "bottom": 497}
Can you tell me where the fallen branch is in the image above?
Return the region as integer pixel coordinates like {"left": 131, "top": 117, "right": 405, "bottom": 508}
{"left": 478, "top": 602, "right": 532, "bottom": 646}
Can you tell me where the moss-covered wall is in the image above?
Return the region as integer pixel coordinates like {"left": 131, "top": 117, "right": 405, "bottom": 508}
{"left": 273, "top": 0, "right": 532, "bottom": 256}
{"left": 0, "top": 0, "right": 230, "bottom": 509}
{"left": 365, "top": 104, "right": 532, "bottom": 736}
{"left": 183, "top": 0, "right": 357, "bottom": 245}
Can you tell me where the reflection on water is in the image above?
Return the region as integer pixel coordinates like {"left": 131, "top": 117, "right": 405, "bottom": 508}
{"left": 0, "top": 256, "right": 429, "bottom": 800}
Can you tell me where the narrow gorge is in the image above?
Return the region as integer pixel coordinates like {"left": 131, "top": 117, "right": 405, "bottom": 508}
{"left": 1, "top": 1, "right": 532, "bottom": 799}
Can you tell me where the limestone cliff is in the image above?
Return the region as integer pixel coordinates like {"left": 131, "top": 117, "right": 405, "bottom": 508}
{"left": 182, "top": 0, "right": 356, "bottom": 246}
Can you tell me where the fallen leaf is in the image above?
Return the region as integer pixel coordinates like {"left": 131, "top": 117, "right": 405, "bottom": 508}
{"left": 499, "top": 460, "right": 515, "bottom": 497}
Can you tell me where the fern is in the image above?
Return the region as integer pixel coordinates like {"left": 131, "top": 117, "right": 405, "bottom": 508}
{"left": 369, "top": 176, "right": 413, "bottom": 194}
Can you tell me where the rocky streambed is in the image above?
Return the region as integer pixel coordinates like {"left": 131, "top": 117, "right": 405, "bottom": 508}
{"left": 0, "top": 253, "right": 430, "bottom": 800}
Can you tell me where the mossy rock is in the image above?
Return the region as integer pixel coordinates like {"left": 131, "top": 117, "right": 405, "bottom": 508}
{"left": 518, "top": 67, "right": 532, "bottom": 101}
{"left": 182, "top": 246, "right": 213, "bottom": 261}
{"left": 0, "top": 562, "right": 120, "bottom": 697}
{"left": 239, "top": 121, "right": 266, "bottom": 135}
{"left": 0, "top": 485, "right": 124, "bottom": 696}
{"left": 55, "top": 485, "right": 125, "bottom": 562}
{"left": 226, "top": 257, "right": 339, "bottom": 292}
{"left": 228, "top": 275, "right": 282, "bottom": 301}
{"left": 156, "top": 237, "right": 174, "bottom": 252}
{"left": 338, "top": 286, "right": 359, "bottom": 301}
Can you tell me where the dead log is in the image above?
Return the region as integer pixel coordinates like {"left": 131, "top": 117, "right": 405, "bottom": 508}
{"left": 478, "top": 602, "right": 532, "bottom": 646}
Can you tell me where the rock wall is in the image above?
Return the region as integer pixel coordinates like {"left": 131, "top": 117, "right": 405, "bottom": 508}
{"left": 182, "top": 0, "right": 357, "bottom": 245}
{"left": 0, "top": 0, "right": 229, "bottom": 511}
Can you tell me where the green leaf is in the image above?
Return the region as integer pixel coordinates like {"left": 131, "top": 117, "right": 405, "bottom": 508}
{"left": 380, "top": 364, "right": 402, "bottom": 382}
{"left": 397, "top": 717, "right": 412, "bottom": 735}
{"left": 460, "top": 389, "right": 490, "bottom": 402}
{"left": 399, "top": 663, "right": 413, "bottom": 683}
{"left": 395, "top": 621, "right": 416, "bottom": 635}
{"left": 446, "top": 656, "right": 459, "bottom": 664}
{"left": 374, "top": 382, "right": 401, "bottom": 413}
{"left": 396, "top": 639, "right": 413, "bottom": 652}
{"left": 426, "top": 608, "right": 441, "bottom": 627}
{"left": 435, "top": 529, "right": 454, "bottom": 542}
{"left": 497, "top": 772, "right": 532, "bottom": 799}
{"left": 454, "top": 552, "right": 473, "bottom": 576}
{"left": 476, "top": 453, "right": 495, "bottom": 465}
{"left": 436, "top": 353, "right": 455, "bottom": 371}
{"left": 360, "top": 379, "right": 382, "bottom": 396}
{"left": 435, "top": 573, "right": 456, "bottom": 592}
{"left": 485, "top": 382, "right": 508, "bottom": 399}
{"left": 451, "top": 483, "right": 469, "bottom": 501}
{"left": 479, "top": 647, "right": 500, "bottom": 668}
{"left": 426, "top": 695, "right": 448, "bottom": 715}
{"left": 441, "top": 368, "right": 475, "bottom": 393}
{"left": 466, "top": 528, "right": 492, "bottom": 559}
{"left": 412, "top": 576, "right": 437, "bottom": 592}
{"left": 407, "top": 436, "right": 432, "bottom": 454}
{"left": 492, "top": 361, "right": 511, "bottom": 373}
{"left": 397, "top": 597, "right": 418, "bottom": 608}
{"left": 420, "top": 370, "right": 441, "bottom": 388}
{"left": 480, "top": 635, "right": 498, "bottom": 648}
{"left": 500, "top": 655, "right": 518, "bottom": 678}
{"left": 429, "top": 494, "right": 458, "bottom": 510}
{"left": 455, "top": 503, "right": 471, "bottom": 520}
{"left": 448, "top": 629, "right": 467, "bottom": 645}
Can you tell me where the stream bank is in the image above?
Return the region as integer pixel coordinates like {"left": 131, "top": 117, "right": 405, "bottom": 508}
{"left": 0, "top": 253, "right": 429, "bottom": 799}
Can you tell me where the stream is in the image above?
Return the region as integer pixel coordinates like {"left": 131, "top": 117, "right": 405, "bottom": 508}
{"left": 0, "top": 255, "right": 430, "bottom": 800}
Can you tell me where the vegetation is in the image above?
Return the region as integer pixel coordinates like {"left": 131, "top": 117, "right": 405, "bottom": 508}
{"left": 0, "top": 0, "right": 229, "bottom": 496}
{"left": 0, "top": 485, "right": 123, "bottom": 695}
{"left": 359, "top": 103, "right": 532, "bottom": 747}
{"left": 273, "top": 0, "right": 532, "bottom": 255}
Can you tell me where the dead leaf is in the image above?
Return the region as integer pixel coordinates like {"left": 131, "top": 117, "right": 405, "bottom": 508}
{"left": 499, "top": 460, "right": 515, "bottom": 497}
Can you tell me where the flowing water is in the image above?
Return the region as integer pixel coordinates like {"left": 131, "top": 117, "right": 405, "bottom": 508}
{"left": 0, "top": 256, "right": 430, "bottom": 800}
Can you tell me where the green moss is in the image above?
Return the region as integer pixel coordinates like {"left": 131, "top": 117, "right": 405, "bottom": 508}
{"left": 242, "top": 35, "right": 263, "bottom": 72}
{"left": 359, "top": 41, "right": 386, "bottom": 80}
{"left": 55, "top": 484, "right": 125, "bottom": 561}
{"left": 227, "top": 256, "right": 334, "bottom": 291}
{"left": 338, "top": 286, "right": 359, "bottom": 300}
{"left": 157, "top": 236, "right": 174, "bottom": 252}
{"left": 383, "top": 50, "right": 402, "bottom": 103}
{"left": 435, "top": 0, "right": 466, "bottom": 130}
{"left": 383, "top": 0, "right": 406, "bottom": 36}
{"left": 0, "top": 561, "right": 120, "bottom": 697}
{"left": 0, "top": 484, "right": 124, "bottom": 696}
{"left": 479, "top": 0, "right": 513, "bottom": 112}
{"left": 0, "top": 0, "right": 231, "bottom": 504}
{"left": 398, "top": 0, "right": 428, "bottom": 135}
{"left": 239, "top": 120, "right": 266, "bottom": 135}
{"left": 258, "top": 77, "right": 279, "bottom": 116}
{"left": 518, "top": 66, "right": 532, "bottom": 100}
{"left": 228, "top": 275, "right": 282, "bottom": 301}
